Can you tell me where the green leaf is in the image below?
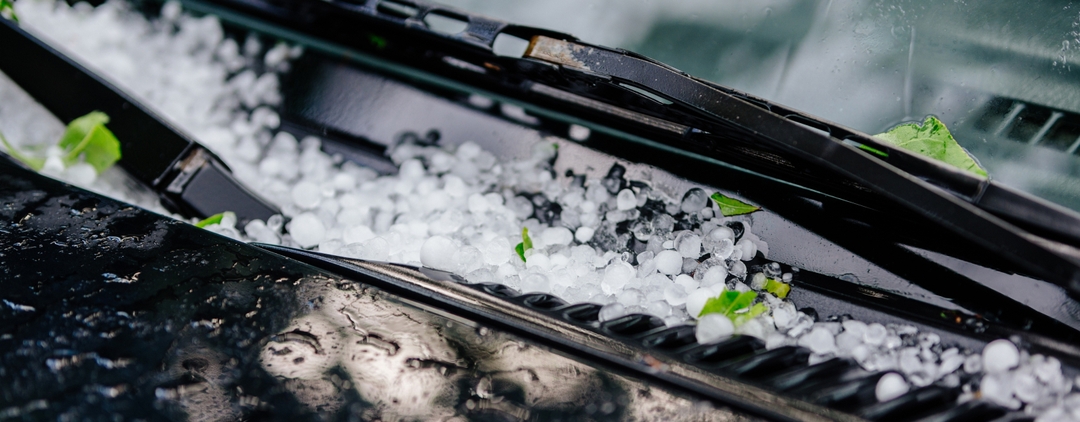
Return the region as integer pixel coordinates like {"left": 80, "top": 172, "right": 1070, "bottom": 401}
{"left": 699, "top": 290, "right": 758, "bottom": 319}
{"left": 195, "top": 212, "right": 226, "bottom": 228}
{"left": 857, "top": 143, "right": 889, "bottom": 157}
{"left": 765, "top": 278, "right": 791, "bottom": 299}
{"left": 0, "top": 131, "right": 45, "bottom": 170}
{"left": 59, "top": 111, "right": 122, "bottom": 172}
{"left": 515, "top": 227, "right": 533, "bottom": 262}
{"left": 0, "top": 0, "right": 17, "bottom": 22}
{"left": 732, "top": 303, "right": 768, "bottom": 327}
{"left": 874, "top": 116, "right": 987, "bottom": 177}
{"left": 710, "top": 193, "right": 761, "bottom": 217}
{"left": 368, "top": 34, "right": 387, "bottom": 49}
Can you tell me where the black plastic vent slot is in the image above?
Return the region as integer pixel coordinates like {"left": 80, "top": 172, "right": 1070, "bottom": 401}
{"left": 520, "top": 293, "right": 568, "bottom": 310}
{"left": 970, "top": 97, "right": 1080, "bottom": 155}
{"left": 561, "top": 303, "right": 603, "bottom": 325}
{"left": 600, "top": 314, "right": 665, "bottom": 337}
{"left": 808, "top": 373, "right": 884, "bottom": 411}
{"left": 720, "top": 346, "right": 810, "bottom": 379}
{"left": 640, "top": 325, "right": 698, "bottom": 351}
{"left": 683, "top": 336, "right": 765, "bottom": 368}
{"left": 423, "top": 11, "right": 469, "bottom": 35}
{"left": 476, "top": 283, "right": 520, "bottom": 298}
{"left": 857, "top": 385, "right": 960, "bottom": 421}
{"left": 765, "top": 358, "right": 857, "bottom": 393}
{"left": 376, "top": 0, "right": 418, "bottom": 20}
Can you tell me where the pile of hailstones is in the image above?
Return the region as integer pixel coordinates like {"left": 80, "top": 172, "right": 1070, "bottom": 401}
{"left": 206, "top": 135, "right": 1080, "bottom": 414}
{"left": 223, "top": 133, "right": 784, "bottom": 335}
{"left": 12, "top": 0, "right": 1079, "bottom": 415}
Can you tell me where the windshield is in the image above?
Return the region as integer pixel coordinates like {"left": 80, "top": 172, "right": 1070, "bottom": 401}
{"left": 439, "top": 0, "right": 1080, "bottom": 213}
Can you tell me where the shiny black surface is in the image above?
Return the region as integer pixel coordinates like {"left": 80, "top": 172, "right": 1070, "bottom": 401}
{"left": 0, "top": 157, "right": 748, "bottom": 421}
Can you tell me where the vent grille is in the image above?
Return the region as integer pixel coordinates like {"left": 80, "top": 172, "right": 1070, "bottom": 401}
{"left": 973, "top": 99, "right": 1080, "bottom": 154}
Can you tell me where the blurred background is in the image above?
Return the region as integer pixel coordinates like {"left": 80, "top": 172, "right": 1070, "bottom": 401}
{"left": 439, "top": 0, "right": 1080, "bottom": 213}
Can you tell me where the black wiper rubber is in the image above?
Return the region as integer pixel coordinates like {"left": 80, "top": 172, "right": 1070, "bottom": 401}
{"left": 0, "top": 18, "right": 280, "bottom": 227}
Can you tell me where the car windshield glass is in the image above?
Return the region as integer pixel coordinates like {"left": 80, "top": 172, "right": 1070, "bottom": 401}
{"left": 439, "top": 0, "right": 1080, "bottom": 214}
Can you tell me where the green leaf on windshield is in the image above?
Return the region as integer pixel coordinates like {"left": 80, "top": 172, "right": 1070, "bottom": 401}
{"left": 514, "top": 227, "right": 533, "bottom": 262}
{"left": 874, "top": 116, "right": 987, "bottom": 177}
{"left": 0, "top": 0, "right": 17, "bottom": 22}
{"left": 195, "top": 212, "right": 226, "bottom": 228}
{"left": 0, "top": 131, "right": 45, "bottom": 170}
{"left": 59, "top": 111, "right": 122, "bottom": 172}
{"left": 710, "top": 192, "right": 761, "bottom": 217}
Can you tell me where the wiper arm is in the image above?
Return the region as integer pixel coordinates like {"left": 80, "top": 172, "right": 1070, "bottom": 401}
{"left": 179, "top": 0, "right": 1080, "bottom": 296}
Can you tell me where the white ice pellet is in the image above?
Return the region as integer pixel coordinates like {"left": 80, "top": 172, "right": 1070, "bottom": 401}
{"left": 674, "top": 274, "right": 698, "bottom": 291}
{"left": 601, "top": 261, "right": 634, "bottom": 294}
{"left": 736, "top": 238, "right": 757, "bottom": 261}
{"left": 731, "top": 261, "right": 750, "bottom": 279}
{"left": 1013, "top": 372, "right": 1042, "bottom": 403}
{"left": 863, "top": 323, "right": 887, "bottom": 346}
{"left": 520, "top": 273, "right": 550, "bottom": 293}
{"left": 539, "top": 227, "right": 573, "bottom": 247}
{"left": 339, "top": 237, "right": 390, "bottom": 261}
{"left": 663, "top": 284, "right": 688, "bottom": 306}
{"left": 291, "top": 180, "right": 322, "bottom": 209}
{"left": 399, "top": 159, "right": 425, "bottom": 179}
{"left": 735, "top": 318, "right": 769, "bottom": 339}
{"left": 342, "top": 225, "right": 375, "bottom": 244}
{"left": 599, "top": 302, "right": 626, "bottom": 322}
{"left": 1033, "top": 355, "right": 1063, "bottom": 383}
{"left": 287, "top": 212, "right": 326, "bottom": 248}
{"left": 835, "top": 330, "right": 862, "bottom": 350}
{"left": 875, "top": 373, "right": 909, "bottom": 402}
{"left": 654, "top": 250, "right": 683, "bottom": 275}
{"left": 939, "top": 353, "right": 965, "bottom": 377}
{"left": 982, "top": 339, "right": 1020, "bottom": 373}
{"left": 699, "top": 266, "right": 727, "bottom": 288}
{"left": 797, "top": 326, "right": 837, "bottom": 355}
{"left": 674, "top": 232, "right": 702, "bottom": 258}
{"left": 750, "top": 272, "right": 767, "bottom": 290}
{"left": 616, "top": 189, "right": 636, "bottom": 211}
{"left": 685, "top": 288, "right": 715, "bottom": 320}
{"left": 525, "top": 253, "right": 551, "bottom": 271}
{"left": 841, "top": 320, "right": 868, "bottom": 338}
{"left": 981, "top": 373, "right": 1021, "bottom": 409}
{"left": 420, "top": 235, "right": 458, "bottom": 272}
{"left": 771, "top": 303, "right": 797, "bottom": 330}
{"left": 443, "top": 174, "right": 467, "bottom": 197}
{"left": 41, "top": 155, "right": 64, "bottom": 176}
{"left": 617, "top": 288, "right": 644, "bottom": 307}
{"left": 964, "top": 354, "right": 982, "bottom": 374}
{"left": 244, "top": 219, "right": 280, "bottom": 244}
{"left": 62, "top": 162, "right": 97, "bottom": 186}
{"left": 680, "top": 188, "right": 708, "bottom": 214}
{"left": 646, "top": 300, "right": 671, "bottom": 318}
{"left": 695, "top": 314, "right": 734, "bottom": 344}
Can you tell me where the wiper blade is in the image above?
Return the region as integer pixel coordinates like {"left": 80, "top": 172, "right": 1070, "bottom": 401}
{"left": 0, "top": 18, "right": 280, "bottom": 227}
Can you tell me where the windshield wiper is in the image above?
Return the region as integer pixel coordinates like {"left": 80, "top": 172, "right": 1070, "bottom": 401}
{"left": 176, "top": 0, "right": 1080, "bottom": 297}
